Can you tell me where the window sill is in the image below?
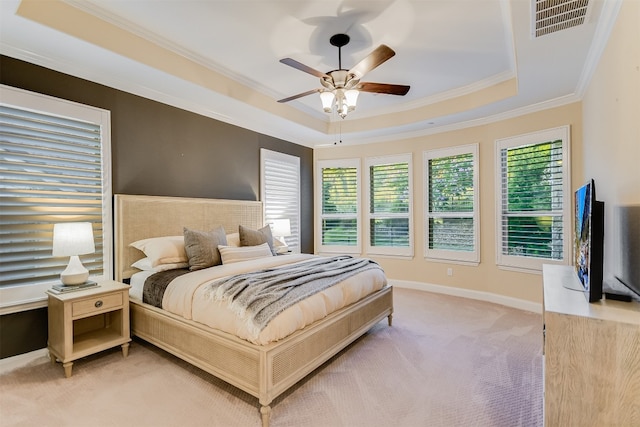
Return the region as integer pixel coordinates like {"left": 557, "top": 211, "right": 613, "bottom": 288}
{"left": 365, "top": 253, "right": 414, "bottom": 261}
{"left": 497, "top": 264, "right": 543, "bottom": 275}
{"left": 0, "top": 274, "right": 105, "bottom": 314}
{"left": 424, "top": 257, "right": 480, "bottom": 267}
{"left": 0, "top": 283, "right": 49, "bottom": 315}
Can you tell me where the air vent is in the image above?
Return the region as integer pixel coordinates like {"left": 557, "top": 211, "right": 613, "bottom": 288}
{"left": 533, "top": 0, "right": 590, "bottom": 37}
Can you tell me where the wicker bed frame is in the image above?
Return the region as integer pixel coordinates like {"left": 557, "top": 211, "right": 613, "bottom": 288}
{"left": 114, "top": 194, "right": 393, "bottom": 427}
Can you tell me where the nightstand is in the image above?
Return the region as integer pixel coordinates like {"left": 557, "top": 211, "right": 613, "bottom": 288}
{"left": 47, "top": 281, "right": 131, "bottom": 378}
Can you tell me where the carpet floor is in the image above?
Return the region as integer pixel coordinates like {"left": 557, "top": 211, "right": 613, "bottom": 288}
{"left": 0, "top": 288, "right": 543, "bottom": 427}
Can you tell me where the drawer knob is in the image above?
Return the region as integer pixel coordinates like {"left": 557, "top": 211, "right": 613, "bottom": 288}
{"left": 95, "top": 300, "right": 103, "bottom": 308}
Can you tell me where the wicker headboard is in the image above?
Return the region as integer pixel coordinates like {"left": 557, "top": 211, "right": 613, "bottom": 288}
{"left": 114, "top": 194, "right": 263, "bottom": 281}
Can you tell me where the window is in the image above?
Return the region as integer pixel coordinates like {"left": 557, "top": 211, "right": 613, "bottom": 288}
{"left": 260, "top": 149, "right": 300, "bottom": 253}
{"left": 365, "top": 154, "right": 413, "bottom": 257}
{"left": 424, "top": 144, "right": 479, "bottom": 264}
{"left": 0, "top": 85, "right": 112, "bottom": 309}
{"left": 495, "top": 126, "right": 571, "bottom": 272}
{"left": 316, "top": 158, "right": 360, "bottom": 254}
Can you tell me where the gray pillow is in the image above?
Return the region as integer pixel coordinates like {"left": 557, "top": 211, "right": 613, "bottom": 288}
{"left": 183, "top": 226, "right": 227, "bottom": 271}
{"left": 239, "top": 224, "right": 275, "bottom": 255}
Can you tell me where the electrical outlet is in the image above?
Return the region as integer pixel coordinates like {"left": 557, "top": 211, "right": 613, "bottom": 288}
{"left": 447, "top": 268, "right": 453, "bottom": 276}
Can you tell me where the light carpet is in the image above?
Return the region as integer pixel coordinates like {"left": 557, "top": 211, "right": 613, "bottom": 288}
{"left": 0, "top": 288, "right": 543, "bottom": 427}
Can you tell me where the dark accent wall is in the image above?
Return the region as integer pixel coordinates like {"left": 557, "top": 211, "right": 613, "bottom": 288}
{"left": 0, "top": 55, "right": 314, "bottom": 358}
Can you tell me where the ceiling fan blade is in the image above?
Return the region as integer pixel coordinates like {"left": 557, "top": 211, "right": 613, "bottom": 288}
{"left": 277, "top": 88, "right": 321, "bottom": 103}
{"left": 348, "top": 45, "right": 396, "bottom": 78}
{"left": 279, "top": 58, "right": 329, "bottom": 79}
{"left": 356, "top": 82, "right": 410, "bottom": 96}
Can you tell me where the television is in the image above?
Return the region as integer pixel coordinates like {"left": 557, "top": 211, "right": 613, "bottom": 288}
{"left": 574, "top": 179, "right": 604, "bottom": 302}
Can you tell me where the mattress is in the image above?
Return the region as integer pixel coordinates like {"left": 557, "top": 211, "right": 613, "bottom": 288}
{"left": 130, "top": 254, "right": 387, "bottom": 345}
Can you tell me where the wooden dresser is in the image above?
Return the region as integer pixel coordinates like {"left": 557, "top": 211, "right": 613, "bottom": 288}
{"left": 542, "top": 264, "right": 640, "bottom": 426}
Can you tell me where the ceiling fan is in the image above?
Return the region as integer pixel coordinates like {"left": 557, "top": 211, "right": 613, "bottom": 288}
{"left": 277, "top": 34, "right": 410, "bottom": 118}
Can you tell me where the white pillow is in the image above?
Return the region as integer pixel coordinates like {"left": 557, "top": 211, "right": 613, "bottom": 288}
{"left": 131, "top": 257, "right": 188, "bottom": 272}
{"left": 225, "top": 232, "right": 240, "bottom": 247}
{"left": 130, "top": 235, "right": 187, "bottom": 267}
{"left": 218, "top": 243, "right": 273, "bottom": 265}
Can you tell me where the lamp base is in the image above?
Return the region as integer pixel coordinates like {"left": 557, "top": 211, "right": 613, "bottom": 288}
{"left": 60, "top": 255, "right": 89, "bottom": 286}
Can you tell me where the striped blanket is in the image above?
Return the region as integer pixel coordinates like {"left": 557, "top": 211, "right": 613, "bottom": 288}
{"left": 203, "top": 255, "right": 383, "bottom": 337}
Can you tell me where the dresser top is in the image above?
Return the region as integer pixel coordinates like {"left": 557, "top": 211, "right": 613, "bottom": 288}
{"left": 543, "top": 264, "right": 640, "bottom": 325}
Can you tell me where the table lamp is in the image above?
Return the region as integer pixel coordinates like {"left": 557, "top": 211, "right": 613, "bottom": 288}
{"left": 52, "top": 222, "right": 95, "bottom": 285}
{"left": 270, "top": 219, "right": 291, "bottom": 253}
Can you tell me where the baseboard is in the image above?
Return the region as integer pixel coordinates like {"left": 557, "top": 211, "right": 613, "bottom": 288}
{"left": 0, "top": 348, "right": 48, "bottom": 375}
{"left": 390, "top": 279, "right": 542, "bottom": 313}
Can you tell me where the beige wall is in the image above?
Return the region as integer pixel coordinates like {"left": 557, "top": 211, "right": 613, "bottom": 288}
{"left": 315, "top": 1, "right": 638, "bottom": 306}
{"left": 582, "top": 0, "right": 640, "bottom": 280}
{"left": 315, "top": 103, "right": 583, "bottom": 305}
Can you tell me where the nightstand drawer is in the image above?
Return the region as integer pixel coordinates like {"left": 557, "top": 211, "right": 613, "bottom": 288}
{"left": 72, "top": 292, "right": 123, "bottom": 317}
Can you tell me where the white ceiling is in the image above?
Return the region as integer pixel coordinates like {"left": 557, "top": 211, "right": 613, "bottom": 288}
{"left": 0, "top": 0, "right": 617, "bottom": 147}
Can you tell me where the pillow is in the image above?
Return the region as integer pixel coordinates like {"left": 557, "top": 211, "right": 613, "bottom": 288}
{"left": 131, "top": 257, "right": 188, "bottom": 272}
{"left": 130, "top": 236, "right": 187, "bottom": 267}
{"left": 226, "top": 232, "right": 241, "bottom": 247}
{"left": 183, "top": 226, "right": 227, "bottom": 271}
{"left": 239, "top": 225, "right": 275, "bottom": 255}
{"left": 218, "top": 243, "right": 273, "bottom": 265}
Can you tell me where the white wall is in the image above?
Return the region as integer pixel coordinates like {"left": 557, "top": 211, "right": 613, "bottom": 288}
{"left": 582, "top": 0, "right": 640, "bottom": 282}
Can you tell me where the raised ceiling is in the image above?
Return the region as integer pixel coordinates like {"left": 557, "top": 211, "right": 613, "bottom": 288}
{"left": 0, "top": 0, "right": 618, "bottom": 147}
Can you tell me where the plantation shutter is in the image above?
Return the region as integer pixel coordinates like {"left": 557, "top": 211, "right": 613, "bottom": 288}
{"left": 321, "top": 165, "right": 358, "bottom": 246}
{"left": 369, "top": 159, "right": 410, "bottom": 248}
{"left": 0, "top": 105, "right": 105, "bottom": 288}
{"left": 261, "top": 149, "right": 300, "bottom": 252}
{"left": 428, "top": 152, "right": 475, "bottom": 252}
{"left": 499, "top": 139, "right": 564, "bottom": 260}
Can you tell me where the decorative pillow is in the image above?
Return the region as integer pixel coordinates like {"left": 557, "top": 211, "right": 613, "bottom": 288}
{"left": 183, "top": 226, "right": 227, "bottom": 271}
{"left": 130, "top": 236, "right": 187, "bottom": 267}
{"left": 131, "top": 257, "right": 188, "bottom": 272}
{"left": 218, "top": 243, "right": 273, "bottom": 265}
{"left": 226, "top": 232, "right": 241, "bottom": 247}
{"left": 239, "top": 225, "right": 275, "bottom": 255}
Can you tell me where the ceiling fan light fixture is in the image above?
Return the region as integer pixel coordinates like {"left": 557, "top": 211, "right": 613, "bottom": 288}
{"left": 319, "top": 88, "right": 359, "bottom": 119}
{"left": 345, "top": 89, "right": 359, "bottom": 111}
{"left": 278, "top": 33, "right": 409, "bottom": 119}
{"left": 335, "top": 89, "right": 347, "bottom": 118}
{"left": 320, "top": 91, "right": 335, "bottom": 113}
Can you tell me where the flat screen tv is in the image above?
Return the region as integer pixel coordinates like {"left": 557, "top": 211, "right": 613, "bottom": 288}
{"left": 574, "top": 179, "right": 604, "bottom": 302}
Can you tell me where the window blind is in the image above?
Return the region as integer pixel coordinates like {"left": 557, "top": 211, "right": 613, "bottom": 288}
{"left": 321, "top": 166, "right": 358, "bottom": 246}
{"left": 428, "top": 152, "right": 475, "bottom": 251}
{"left": 500, "top": 139, "right": 564, "bottom": 259}
{"left": 0, "top": 105, "right": 104, "bottom": 288}
{"left": 261, "top": 149, "right": 300, "bottom": 252}
{"left": 369, "top": 161, "right": 410, "bottom": 247}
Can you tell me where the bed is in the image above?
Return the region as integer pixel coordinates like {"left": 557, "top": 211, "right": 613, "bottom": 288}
{"left": 114, "top": 194, "right": 393, "bottom": 427}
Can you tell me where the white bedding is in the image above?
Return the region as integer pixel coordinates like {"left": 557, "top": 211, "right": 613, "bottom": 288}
{"left": 130, "top": 254, "right": 387, "bottom": 345}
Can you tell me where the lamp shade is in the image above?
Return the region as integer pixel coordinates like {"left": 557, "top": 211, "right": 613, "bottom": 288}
{"left": 52, "top": 222, "right": 95, "bottom": 256}
{"left": 270, "top": 219, "right": 291, "bottom": 237}
{"left": 320, "top": 91, "right": 335, "bottom": 113}
{"left": 52, "top": 222, "right": 95, "bottom": 286}
{"left": 345, "top": 89, "right": 359, "bottom": 109}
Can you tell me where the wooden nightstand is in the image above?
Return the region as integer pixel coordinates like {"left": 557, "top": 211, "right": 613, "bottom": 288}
{"left": 47, "top": 281, "right": 131, "bottom": 378}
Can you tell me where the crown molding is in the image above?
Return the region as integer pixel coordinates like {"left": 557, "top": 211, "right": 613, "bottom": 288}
{"left": 334, "top": 92, "right": 582, "bottom": 147}
{"left": 575, "top": 0, "right": 623, "bottom": 97}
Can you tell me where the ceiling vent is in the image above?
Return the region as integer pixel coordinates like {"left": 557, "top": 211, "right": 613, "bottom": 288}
{"left": 533, "top": 0, "right": 591, "bottom": 37}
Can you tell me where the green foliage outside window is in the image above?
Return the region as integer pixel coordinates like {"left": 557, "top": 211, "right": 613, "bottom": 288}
{"left": 503, "top": 140, "right": 563, "bottom": 259}
{"left": 428, "top": 153, "right": 474, "bottom": 251}
{"left": 322, "top": 167, "right": 357, "bottom": 246}
{"left": 370, "top": 162, "right": 409, "bottom": 247}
